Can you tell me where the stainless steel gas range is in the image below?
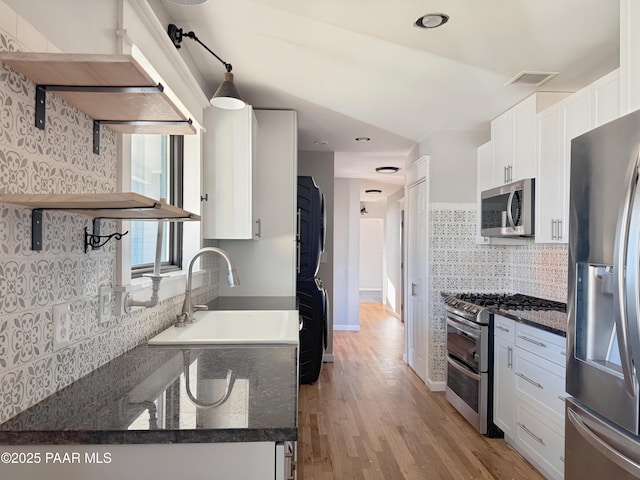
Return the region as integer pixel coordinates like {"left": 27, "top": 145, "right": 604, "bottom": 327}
{"left": 443, "top": 293, "right": 565, "bottom": 437}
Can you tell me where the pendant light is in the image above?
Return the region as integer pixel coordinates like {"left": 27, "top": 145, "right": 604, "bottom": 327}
{"left": 168, "top": 23, "right": 245, "bottom": 110}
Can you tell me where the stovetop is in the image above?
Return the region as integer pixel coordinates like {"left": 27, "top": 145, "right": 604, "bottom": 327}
{"left": 454, "top": 293, "right": 566, "bottom": 311}
{"left": 444, "top": 292, "right": 568, "bottom": 333}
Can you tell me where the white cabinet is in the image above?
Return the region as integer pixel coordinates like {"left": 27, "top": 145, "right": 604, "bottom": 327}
{"left": 202, "top": 105, "right": 258, "bottom": 239}
{"left": 590, "top": 69, "right": 620, "bottom": 128}
{"left": 536, "top": 69, "right": 620, "bottom": 243}
{"left": 276, "top": 441, "right": 297, "bottom": 480}
{"left": 493, "top": 316, "right": 516, "bottom": 436}
{"left": 218, "top": 110, "right": 298, "bottom": 297}
{"left": 493, "top": 316, "right": 567, "bottom": 480}
{"left": 490, "top": 93, "right": 567, "bottom": 187}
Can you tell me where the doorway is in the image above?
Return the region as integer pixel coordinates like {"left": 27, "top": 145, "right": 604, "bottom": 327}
{"left": 359, "top": 217, "right": 384, "bottom": 303}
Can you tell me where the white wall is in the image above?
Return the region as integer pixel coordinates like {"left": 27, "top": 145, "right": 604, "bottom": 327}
{"left": 418, "top": 130, "right": 490, "bottom": 203}
{"left": 333, "top": 178, "right": 360, "bottom": 330}
{"left": 359, "top": 218, "right": 383, "bottom": 290}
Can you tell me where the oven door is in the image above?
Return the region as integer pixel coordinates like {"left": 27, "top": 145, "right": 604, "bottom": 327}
{"left": 446, "top": 314, "right": 486, "bottom": 373}
{"left": 445, "top": 311, "right": 489, "bottom": 434}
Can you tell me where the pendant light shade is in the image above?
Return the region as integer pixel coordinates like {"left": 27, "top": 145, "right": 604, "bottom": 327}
{"left": 210, "top": 72, "right": 245, "bottom": 109}
{"left": 168, "top": 23, "right": 246, "bottom": 110}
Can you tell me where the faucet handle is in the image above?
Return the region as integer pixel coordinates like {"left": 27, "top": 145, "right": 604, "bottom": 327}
{"left": 193, "top": 304, "right": 208, "bottom": 313}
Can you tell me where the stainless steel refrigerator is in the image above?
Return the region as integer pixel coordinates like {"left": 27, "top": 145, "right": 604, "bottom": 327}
{"left": 567, "top": 109, "right": 640, "bottom": 478}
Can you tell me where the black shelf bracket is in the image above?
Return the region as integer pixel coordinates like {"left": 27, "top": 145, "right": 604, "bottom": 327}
{"left": 32, "top": 83, "right": 193, "bottom": 154}
{"left": 84, "top": 219, "right": 128, "bottom": 253}
{"left": 32, "top": 209, "right": 43, "bottom": 251}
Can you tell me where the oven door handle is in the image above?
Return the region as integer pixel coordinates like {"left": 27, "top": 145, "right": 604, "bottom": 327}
{"left": 446, "top": 317, "right": 481, "bottom": 340}
{"left": 447, "top": 356, "right": 481, "bottom": 381}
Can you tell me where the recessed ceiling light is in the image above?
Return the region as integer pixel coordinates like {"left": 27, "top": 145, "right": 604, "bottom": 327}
{"left": 314, "top": 140, "right": 328, "bottom": 145}
{"left": 375, "top": 166, "right": 399, "bottom": 174}
{"left": 414, "top": 13, "right": 449, "bottom": 29}
{"left": 365, "top": 189, "right": 382, "bottom": 194}
{"left": 355, "top": 137, "right": 371, "bottom": 142}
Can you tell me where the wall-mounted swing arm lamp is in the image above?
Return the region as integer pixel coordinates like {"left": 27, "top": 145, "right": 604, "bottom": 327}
{"left": 168, "top": 23, "right": 245, "bottom": 110}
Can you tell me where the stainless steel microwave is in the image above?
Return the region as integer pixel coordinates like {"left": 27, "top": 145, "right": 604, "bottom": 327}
{"left": 480, "top": 178, "right": 535, "bottom": 237}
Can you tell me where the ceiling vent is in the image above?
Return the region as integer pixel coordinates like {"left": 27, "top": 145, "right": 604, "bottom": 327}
{"left": 505, "top": 71, "right": 558, "bottom": 87}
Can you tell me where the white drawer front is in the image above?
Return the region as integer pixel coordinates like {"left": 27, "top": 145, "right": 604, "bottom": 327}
{"left": 514, "top": 347, "right": 566, "bottom": 427}
{"left": 494, "top": 315, "right": 516, "bottom": 342}
{"left": 515, "top": 402, "right": 565, "bottom": 480}
{"left": 516, "top": 323, "right": 567, "bottom": 367}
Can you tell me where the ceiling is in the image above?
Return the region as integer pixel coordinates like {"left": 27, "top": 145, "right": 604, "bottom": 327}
{"left": 152, "top": 0, "right": 620, "bottom": 196}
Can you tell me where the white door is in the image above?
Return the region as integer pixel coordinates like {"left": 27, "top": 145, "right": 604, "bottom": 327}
{"left": 406, "top": 179, "right": 427, "bottom": 381}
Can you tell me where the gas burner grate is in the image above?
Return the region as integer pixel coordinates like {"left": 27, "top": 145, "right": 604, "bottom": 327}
{"left": 454, "top": 293, "right": 566, "bottom": 312}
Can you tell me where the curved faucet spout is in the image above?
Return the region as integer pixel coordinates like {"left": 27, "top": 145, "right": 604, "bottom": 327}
{"left": 179, "top": 247, "right": 240, "bottom": 326}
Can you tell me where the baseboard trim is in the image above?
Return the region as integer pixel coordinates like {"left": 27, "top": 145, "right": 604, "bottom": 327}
{"left": 385, "top": 305, "right": 401, "bottom": 319}
{"left": 426, "top": 379, "right": 446, "bottom": 392}
{"left": 333, "top": 325, "right": 360, "bottom": 331}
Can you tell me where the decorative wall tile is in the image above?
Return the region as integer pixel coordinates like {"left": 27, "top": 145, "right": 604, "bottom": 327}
{"left": 0, "top": 20, "right": 220, "bottom": 425}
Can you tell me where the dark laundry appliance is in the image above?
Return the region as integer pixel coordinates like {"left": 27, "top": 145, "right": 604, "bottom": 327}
{"left": 297, "top": 176, "right": 327, "bottom": 384}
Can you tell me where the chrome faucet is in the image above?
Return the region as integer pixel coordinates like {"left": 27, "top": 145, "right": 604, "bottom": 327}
{"left": 177, "top": 247, "right": 240, "bottom": 327}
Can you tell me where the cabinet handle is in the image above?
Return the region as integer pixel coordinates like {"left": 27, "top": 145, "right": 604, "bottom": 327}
{"left": 508, "top": 165, "right": 513, "bottom": 183}
{"left": 515, "top": 371, "right": 543, "bottom": 389}
{"left": 558, "top": 219, "right": 563, "bottom": 240}
{"left": 496, "top": 325, "right": 510, "bottom": 333}
{"left": 255, "top": 218, "right": 262, "bottom": 238}
{"left": 560, "top": 456, "right": 565, "bottom": 463}
{"left": 411, "top": 283, "right": 417, "bottom": 296}
{"left": 518, "top": 335, "right": 546, "bottom": 348}
{"left": 517, "top": 422, "right": 545, "bottom": 446}
{"left": 507, "top": 346, "right": 513, "bottom": 368}
{"left": 504, "top": 166, "right": 508, "bottom": 184}
{"left": 551, "top": 219, "right": 556, "bottom": 240}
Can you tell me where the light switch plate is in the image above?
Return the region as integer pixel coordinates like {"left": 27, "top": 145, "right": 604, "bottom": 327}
{"left": 98, "top": 285, "right": 111, "bottom": 325}
{"left": 53, "top": 302, "right": 73, "bottom": 350}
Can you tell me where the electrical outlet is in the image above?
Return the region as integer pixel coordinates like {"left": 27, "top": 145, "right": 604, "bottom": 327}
{"left": 98, "top": 285, "right": 111, "bottom": 325}
{"left": 53, "top": 302, "right": 73, "bottom": 350}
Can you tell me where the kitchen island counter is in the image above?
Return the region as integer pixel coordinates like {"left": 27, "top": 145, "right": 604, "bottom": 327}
{"left": 0, "top": 297, "right": 299, "bottom": 445}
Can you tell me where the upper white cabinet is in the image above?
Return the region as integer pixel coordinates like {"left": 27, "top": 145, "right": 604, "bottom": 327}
{"left": 536, "top": 69, "right": 620, "bottom": 243}
{"left": 218, "top": 110, "right": 298, "bottom": 297}
{"left": 202, "top": 105, "right": 258, "bottom": 240}
{"left": 490, "top": 93, "right": 568, "bottom": 187}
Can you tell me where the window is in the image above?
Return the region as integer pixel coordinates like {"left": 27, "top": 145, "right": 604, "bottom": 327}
{"left": 130, "top": 135, "right": 184, "bottom": 277}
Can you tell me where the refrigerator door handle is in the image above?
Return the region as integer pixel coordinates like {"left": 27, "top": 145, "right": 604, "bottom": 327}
{"left": 613, "top": 153, "right": 640, "bottom": 396}
{"left": 568, "top": 408, "right": 640, "bottom": 477}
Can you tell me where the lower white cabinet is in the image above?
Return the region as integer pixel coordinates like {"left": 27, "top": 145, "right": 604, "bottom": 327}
{"left": 276, "top": 441, "right": 297, "bottom": 480}
{"left": 0, "top": 442, "right": 292, "bottom": 480}
{"left": 493, "top": 315, "right": 567, "bottom": 480}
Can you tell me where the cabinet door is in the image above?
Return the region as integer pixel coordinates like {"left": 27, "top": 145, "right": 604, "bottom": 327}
{"left": 591, "top": 68, "right": 620, "bottom": 128}
{"left": 475, "top": 141, "right": 492, "bottom": 244}
{"left": 202, "top": 106, "right": 257, "bottom": 239}
{"left": 512, "top": 95, "right": 537, "bottom": 182}
{"left": 536, "top": 105, "right": 563, "bottom": 243}
{"left": 491, "top": 111, "right": 512, "bottom": 186}
{"left": 493, "top": 316, "right": 516, "bottom": 437}
{"left": 562, "top": 88, "right": 591, "bottom": 242}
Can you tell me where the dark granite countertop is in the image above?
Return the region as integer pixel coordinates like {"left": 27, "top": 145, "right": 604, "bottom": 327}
{"left": 492, "top": 308, "right": 567, "bottom": 337}
{"left": 0, "top": 297, "right": 299, "bottom": 445}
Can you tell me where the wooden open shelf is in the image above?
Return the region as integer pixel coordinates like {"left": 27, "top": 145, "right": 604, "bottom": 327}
{"left": 0, "top": 52, "right": 196, "bottom": 140}
{"left": 0, "top": 193, "right": 200, "bottom": 220}
{"left": 0, "top": 193, "right": 200, "bottom": 251}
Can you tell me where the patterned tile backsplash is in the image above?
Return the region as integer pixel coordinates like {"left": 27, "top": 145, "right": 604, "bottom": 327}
{"left": 427, "top": 203, "right": 568, "bottom": 384}
{"left": 0, "top": 13, "right": 216, "bottom": 423}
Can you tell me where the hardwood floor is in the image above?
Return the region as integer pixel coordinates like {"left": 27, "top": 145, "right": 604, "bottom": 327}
{"left": 297, "top": 302, "right": 544, "bottom": 480}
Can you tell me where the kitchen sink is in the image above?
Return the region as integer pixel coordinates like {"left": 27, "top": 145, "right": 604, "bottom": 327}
{"left": 148, "top": 310, "right": 300, "bottom": 346}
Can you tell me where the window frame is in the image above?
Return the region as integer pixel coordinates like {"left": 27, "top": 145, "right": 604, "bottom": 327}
{"left": 131, "top": 135, "right": 184, "bottom": 278}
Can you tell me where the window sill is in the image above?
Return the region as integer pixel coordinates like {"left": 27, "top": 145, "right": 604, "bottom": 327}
{"left": 115, "top": 269, "right": 206, "bottom": 314}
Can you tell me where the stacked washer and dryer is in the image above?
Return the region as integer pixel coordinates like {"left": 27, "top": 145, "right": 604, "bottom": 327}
{"left": 296, "top": 176, "right": 328, "bottom": 384}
